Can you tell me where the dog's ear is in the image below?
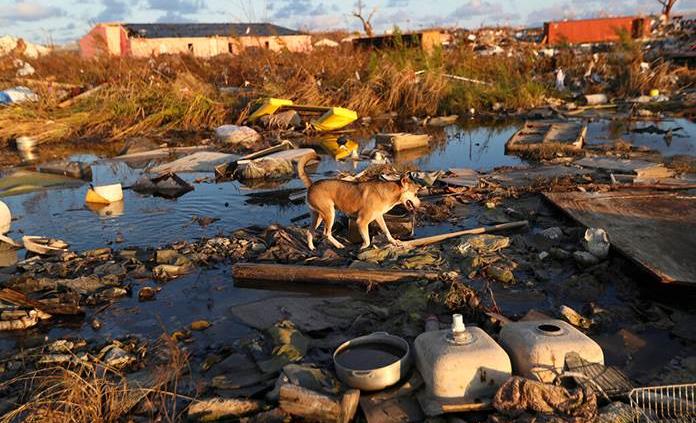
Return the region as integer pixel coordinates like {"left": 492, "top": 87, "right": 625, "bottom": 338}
{"left": 400, "top": 175, "right": 410, "bottom": 187}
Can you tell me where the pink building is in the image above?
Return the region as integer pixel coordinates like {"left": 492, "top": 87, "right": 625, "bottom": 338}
{"left": 79, "top": 23, "right": 312, "bottom": 58}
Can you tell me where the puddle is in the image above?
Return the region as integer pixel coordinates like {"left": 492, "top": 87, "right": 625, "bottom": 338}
{"left": 0, "top": 122, "right": 525, "bottom": 254}
{"left": 0, "top": 118, "right": 694, "bottom": 377}
{"left": 586, "top": 118, "right": 696, "bottom": 156}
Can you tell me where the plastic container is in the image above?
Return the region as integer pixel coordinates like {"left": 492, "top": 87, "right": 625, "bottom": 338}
{"left": 499, "top": 319, "right": 604, "bottom": 383}
{"left": 414, "top": 314, "right": 512, "bottom": 402}
{"left": 0, "top": 201, "right": 10, "bottom": 235}
{"left": 85, "top": 183, "right": 123, "bottom": 204}
{"left": 312, "top": 107, "right": 358, "bottom": 132}
{"left": 334, "top": 332, "right": 411, "bottom": 391}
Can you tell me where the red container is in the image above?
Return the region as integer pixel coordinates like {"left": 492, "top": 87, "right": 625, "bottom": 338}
{"left": 544, "top": 16, "right": 651, "bottom": 45}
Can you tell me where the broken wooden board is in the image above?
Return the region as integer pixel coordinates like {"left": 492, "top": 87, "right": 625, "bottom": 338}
{"left": 439, "top": 168, "right": 479, "bottom": 188}
{"left": 360, "top": 371, "right": 425, "bottom": 423}
{"left": 544, "top": 191, "right": 696, "bottom": 285}
{"left": 488, "top": 165, "right": 593, "bottom": 188}
{"left": 575, "top": 157, "right": 675, "bottom": 182}
{"left": 148, "top": 151, "right": 238, "bottom": 174}
{"left": 375, "top": 133, "right": 430, "bottom": 152}
{"left": 112, "top": 146, "right": 209, "bottom": 161}
{"left": 506, "top": 121, "right": 586, "bottom": 154}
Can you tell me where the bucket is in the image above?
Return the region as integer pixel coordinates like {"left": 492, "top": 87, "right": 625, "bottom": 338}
{"left": 333, "top": 332, "right": 411, "bottom": 391}
{"left": 85, "top": 183, "right": 123, "bottom": 204}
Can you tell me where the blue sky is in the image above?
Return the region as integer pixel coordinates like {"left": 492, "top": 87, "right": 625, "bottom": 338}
{"left": 1, "top": 0, "right": 695, "bottom": 44}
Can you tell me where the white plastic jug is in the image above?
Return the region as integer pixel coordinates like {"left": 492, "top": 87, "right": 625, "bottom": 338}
{"left": 415, "top": 314, "right": 511, "bottom": 402}
{"left": 499, "top": 319, "right": 604, "bottom": 383}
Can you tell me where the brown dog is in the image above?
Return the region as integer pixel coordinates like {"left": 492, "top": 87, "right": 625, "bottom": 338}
{"left": 297, "top": 155, "right": 421, "bottom": 250}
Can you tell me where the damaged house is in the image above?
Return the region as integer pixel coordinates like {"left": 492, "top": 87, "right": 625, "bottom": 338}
{"left": 79, "top": 23, "right": 312, "bottom": 58}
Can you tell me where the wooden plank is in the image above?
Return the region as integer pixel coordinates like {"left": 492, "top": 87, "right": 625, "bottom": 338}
{"left": 544, "top": 191, "right": 696, "bottom": 285}
{"left": 403, "top": 221, "right": 528, "bottom": 248}
{"left": 575, "top": 157, "right": 675, "bottom": 181}
{"left": 232, "top": 263, "right": 439, "bottom": 286}
{"left": 439, "top": 168, "right": 479, "bottom": 188}
{"left": 375, "top": 133, "right": 430, "bottom": 152}
{"left": 506, "top": 120, "right": 585, "bottom": 153}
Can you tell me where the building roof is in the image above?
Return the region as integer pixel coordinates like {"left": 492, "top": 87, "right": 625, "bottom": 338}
{"left": 122, "top": 23, "right": 304, "bottom": 38}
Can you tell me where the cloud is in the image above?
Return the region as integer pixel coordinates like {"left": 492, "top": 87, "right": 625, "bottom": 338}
{"left": 386, "top": 0, "right": 410, "bottom": 7}
{"left": 269, "top": 0, "right": 333, "bottom": 19}
{"left": 95, "top": 0, "right": 129, "bottom": 22}
{"left": 147, "top": 0, "right": 206, "bottom": 14}
{"left": 156, "top": 10, "right": 195, "bottom": 23}
{"left": 451, "top": 0, "right": 503, "bottom": 18}
{"left": 0, "top": 1, "right": 65, "bottom": 22}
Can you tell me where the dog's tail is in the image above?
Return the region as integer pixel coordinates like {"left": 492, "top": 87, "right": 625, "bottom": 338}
{"left": 296, "top": 153, "right": 316, "bottom": 188}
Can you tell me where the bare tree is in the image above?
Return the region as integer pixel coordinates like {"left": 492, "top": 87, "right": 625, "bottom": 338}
{"left": 353, "top": 0, "right": 377, "bottom": 37}
{"left": 657, "top": 0, "right": 678, "bottom": 18}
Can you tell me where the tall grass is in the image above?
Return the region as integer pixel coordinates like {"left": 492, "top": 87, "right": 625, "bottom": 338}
{"left": 0, "top": 336, "right": 187, "bottom": 423}
{"left": 0, "top": 41, "right": 554, "bottom": 147}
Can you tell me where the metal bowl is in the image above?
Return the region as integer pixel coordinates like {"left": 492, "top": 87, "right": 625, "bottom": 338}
{"left": 333, "top": 332, "right": 411, "bottom": 391}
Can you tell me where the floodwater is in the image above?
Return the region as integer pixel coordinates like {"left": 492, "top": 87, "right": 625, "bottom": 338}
{"left": 0, "top": 117, "right": 695, "bottom": 383}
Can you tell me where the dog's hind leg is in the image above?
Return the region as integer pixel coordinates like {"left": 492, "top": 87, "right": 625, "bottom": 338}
{"left": 322, "top": 207, "right": 345, "bottom": 249}
{"left": 306, "top": 211, "right": 323, "bottom": 251}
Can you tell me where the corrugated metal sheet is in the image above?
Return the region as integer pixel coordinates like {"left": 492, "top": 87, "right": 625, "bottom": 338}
{"left": 123, "top": 23, "right": 304, "bottom": 39}
{"left": 544, "top": 16, "right": 651, "bottom": 45}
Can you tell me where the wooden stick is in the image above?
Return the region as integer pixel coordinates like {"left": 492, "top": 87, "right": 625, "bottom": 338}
{"left": 403, "top": 220, "right": 528, "bottom": 248}
{"left": 232, "top": 263, "right": 439, "bottom": 286}
{"left": 58, "top": 83, "right": 106, "bottom": 108}
{"left": 441, "top": 401, "right": 492, "bottom": 413}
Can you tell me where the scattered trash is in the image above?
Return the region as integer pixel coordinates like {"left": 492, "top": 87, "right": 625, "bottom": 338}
{"left": 0, "top": 86, "right": 38, "bottom": 105}
{"left": 148, "top": 151, "right": 237, "bottom": 174}
{"left": 132, "top": 173, "right": 194, "bottom": 199}
{"left": 376, "top": 133, "right": 430, "bottom": 152}
{"left": 425, "top": 115, "right": 458, "bottom": 127}
{"left": 583, "top": 93, "right": 608, "bottom": 105}
{"left": 559, "top": 305, "right": 592, "bottom": 329}
{"left": 583, "top": 228, "right": 610, "bottom": 259}
{"left": 492, "top": 376, "right": 597, "bottom": 422}
{"left": 0, "top": 200, "right": 10, "bottom": 234}
{"left": 37, "top": 161, "right": 93, "bottom": 181}
{"left": 215, "top": 125, "right": 261, "bottom": 146}
{"left": 22, "top": 236, "right": 69, "bottom": 255}
{"left": 85, "top": 183, "right": 124, "bottom": 204}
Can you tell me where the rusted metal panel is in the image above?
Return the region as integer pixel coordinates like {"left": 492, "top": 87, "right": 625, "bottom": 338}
{"left": 544, "top": 16, "right": 651, "bottom": 45}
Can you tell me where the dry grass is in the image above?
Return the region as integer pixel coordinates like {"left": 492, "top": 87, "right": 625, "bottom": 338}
{"left": 3, "top": 33, "right": 688, "bottom": 148}
{"left": 0, "top": 336, "right": 188, "bottom": 423}
{"left": 0, "top": 44, "right": 548, "bottom": 147}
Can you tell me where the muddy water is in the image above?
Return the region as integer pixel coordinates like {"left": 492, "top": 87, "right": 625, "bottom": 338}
{"left": 335, "top": 343, "right": 405, "bottom": 370}
{"left": 0, "top": 118, "right": 695, "bottom": 384}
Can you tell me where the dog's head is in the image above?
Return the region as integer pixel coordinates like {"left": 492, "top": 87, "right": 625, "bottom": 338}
{"left": 398, "top": 175, "right": 421, "bottom": 212}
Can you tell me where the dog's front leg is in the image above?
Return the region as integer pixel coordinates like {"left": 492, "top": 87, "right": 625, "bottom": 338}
{"left": 375, "top": 215, "right": 403, "bottom": 247}
{"left": 356, "top": 216, "right": 372, "bottom": 249}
